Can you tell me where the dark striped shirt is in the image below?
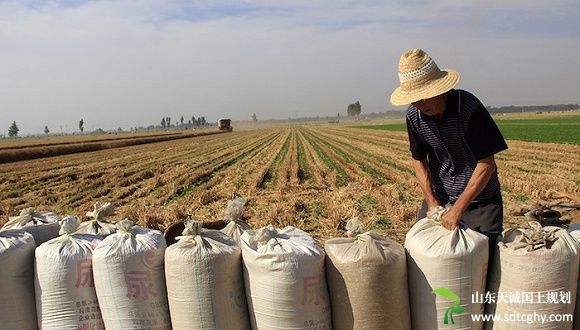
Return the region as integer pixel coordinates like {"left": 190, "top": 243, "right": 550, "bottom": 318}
{"left": 406, "top": 89, "right": 508, "bottom": 202}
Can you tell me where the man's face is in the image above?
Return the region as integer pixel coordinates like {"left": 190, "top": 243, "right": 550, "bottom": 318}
{"left": 411, "top": 93, "right": 447, "bottom": 119}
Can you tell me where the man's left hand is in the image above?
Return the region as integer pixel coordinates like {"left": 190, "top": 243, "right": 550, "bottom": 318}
{"left": 441, "top": 206, "right": 463, "bottom": 230}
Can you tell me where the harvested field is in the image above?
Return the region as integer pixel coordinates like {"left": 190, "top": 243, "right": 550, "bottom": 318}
{"left": 0, "top": 129, "right": 227, "bottom": 163}
{"left": 0, "top": 125, "right": 578, "bottom": 243}
{"left": 0, "top": 130, "right": 194, "bottom": 149}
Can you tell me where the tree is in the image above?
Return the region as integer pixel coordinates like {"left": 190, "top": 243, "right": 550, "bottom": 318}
{"left": 161, "top": 117, "right": 166, "bottom": 128}
{"left": 180, "top": 116, "right": 184, "bottom": 126}
{"left": 79, "top": 119, "right": 84, "bottom": 133}
{"left": 191, "top": 116, "right": 196, "bottom": 126}
{"left": 8, "top": 121, "right": 19, "bottom": 137}
{"left": 200, "top": 116, "right": 206, "bottom": 126}
{"left": 252, "top": 113, "right": 257, "bottom": 122}
{"left": 347, "top": 101, "right": 362, "bottom": 118}
{"left": 44, "top": 126, "right": 49, "bottom": 135}
{"left": 166, "top": 117, "right": 171, "bottom": 127}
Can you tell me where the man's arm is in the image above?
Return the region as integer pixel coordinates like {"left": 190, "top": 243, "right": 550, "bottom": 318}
{"left": 441, "top": 155, "right": 497, "bottom": 230}
{"left": 412, "top": 158, "right": 440, "bottom": 211}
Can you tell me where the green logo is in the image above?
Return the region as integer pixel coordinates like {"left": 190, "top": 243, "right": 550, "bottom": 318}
{"left": 433, "top": 287, "right": 464, "bottom": 325}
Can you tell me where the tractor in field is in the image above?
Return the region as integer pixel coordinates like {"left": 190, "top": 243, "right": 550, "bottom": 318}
{"left": 218, "top": 118, "right": 233, "bottom": 132}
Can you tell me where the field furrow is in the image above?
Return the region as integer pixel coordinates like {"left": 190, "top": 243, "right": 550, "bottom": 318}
{"left": 296, "top": 129, "right": 328, "bottom": 186}
{"left": 301, "top": 130, "right": 350, "bottom": 187}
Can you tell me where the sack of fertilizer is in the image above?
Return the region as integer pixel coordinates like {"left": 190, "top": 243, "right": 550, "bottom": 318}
{"left": 489, "top": 222, "right": 579, "bottom": 330}
{"left": 165, "top": 220, "right": 250, "bottom": 330}
{"left": 35, "top": 216, "right": 104, "bottom": 329}
{"left": 325, "top": 218, "right": 411, "bottom": 330}
{"left": 0, "top": 229, "right": 37, "bottom": 329}
{"left": 220, "top": 197, "right": 251, "bottom": 243}
{"left": 2, "top": 207, "right": 60, "bottom": 245}
{"left": 567, "top": 224, "right": 580, "bottom": 330}
{"left": 77, "top": 201, "right": 117, "bottom": 237}
{"left": 241, "top": 225, "right": 332, "bottom": 329}
{"left": 93, "top": 219, "right": 171, "bottom": 330}
{"left": 405, "top": 207, "right": 489, "bottom": 330}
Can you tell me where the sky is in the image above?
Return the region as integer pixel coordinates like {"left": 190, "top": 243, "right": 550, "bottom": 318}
{"left": 0, "top": 0, "right": 579, "bottom": 135}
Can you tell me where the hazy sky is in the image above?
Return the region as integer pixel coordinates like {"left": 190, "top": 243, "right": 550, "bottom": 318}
{"left": 1, "top": 0, "right": 579, "bottom": 134}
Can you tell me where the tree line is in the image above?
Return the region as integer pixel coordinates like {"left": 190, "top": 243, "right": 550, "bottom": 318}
{"left": 7, "top": 102, "right": 577, "bottom": 137}
{"left": 160, "top": 115, "right": 208, "bottom": 129}
{"left": 6, "top": 104, "right": 361, "bottom": 137}
{"left": 7, "top": 119, "right": 86, "bottom": 137}
{"left": 4, "top": 114, "right": 214, "bottom": 137}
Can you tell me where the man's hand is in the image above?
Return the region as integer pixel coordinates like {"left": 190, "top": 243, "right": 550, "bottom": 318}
{"left": 441, "top": 206, "right": 463, "bottom": 230}
{"left": 439, "top": 155, "right": 497, "bottom": 230}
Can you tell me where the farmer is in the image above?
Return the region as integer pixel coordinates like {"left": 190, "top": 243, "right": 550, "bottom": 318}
{"left": 390, "top": 48, "right": 508, "bottom": 256}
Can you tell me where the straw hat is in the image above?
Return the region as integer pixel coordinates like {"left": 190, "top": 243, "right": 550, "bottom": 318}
{"left": 390, "top": 48, "right": 460, "bottom": 106}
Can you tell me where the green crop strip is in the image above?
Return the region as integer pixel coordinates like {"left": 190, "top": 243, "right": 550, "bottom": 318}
{"left": 315, "top": 130, "right": 412, "bottom": 174}
{"left": 232, "top": 133, "right": 283, "bottom": 190}
{"left": 257, "top": 132, "right": 292, "bottom": 189}
{"left": 308, "top": 132, "right": 390, "bottom": 185}
{"left": 295, "top": 132, "right": 312, "bottom": 183}
{"left": 356, "top": 115, "right": 580, "bottom": 144}
{"left": 302, "top": 132, "right": 349, "bottom": 187}
{"left": 352, "top": 123, "right": 407, "bottom": 131}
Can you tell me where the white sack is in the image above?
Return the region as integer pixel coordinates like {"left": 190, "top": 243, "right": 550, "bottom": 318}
{"left": 490, "top": 222, "right": 578, "bottom": 330}
{"left": 35, "top": 216, "right": 104, "bottom": 329}
{"left": 93, "top": 220, "right": 170, "bottom": 330}
{"left": 2, "top": 207, "right": 60, "bottom": 245}
{"left": 220, "top": 197, "right": 251, "bottom": 243}
{"left": 0, "top": 229, "right": 37, "bottom": 329}
{"left": 325, "top": 218, "right": 411, "bottom": 329}
{"left": 77, "top": 201, "right": 116, "bottom": 236}
{"left": 165, "top": 221, "right": 250, "bottom": 329}
{"left": 241, "top": 225, "right": 332, "bottom": 330}
{"left": 405, "top": 218, "right": 489, "bottom": 330}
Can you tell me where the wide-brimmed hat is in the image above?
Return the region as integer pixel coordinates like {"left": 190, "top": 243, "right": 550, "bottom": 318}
{"left": 390, "top": 48, "right": 460, "bottom": 106}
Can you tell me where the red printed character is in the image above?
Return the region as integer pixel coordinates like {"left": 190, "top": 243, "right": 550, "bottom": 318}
{"left": 125, "top": 270, "right": 157, "bottom": 300}
{"left": 141, "top": 250, "right": 160, "bottom": 270}
{"left": 75, "top": 259, "right": 95, "bottom": 288}
{"left": 301, "top": 276, "right": 322, "bottom": 306}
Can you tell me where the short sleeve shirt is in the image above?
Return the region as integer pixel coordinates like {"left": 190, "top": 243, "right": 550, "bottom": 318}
{"left": 406, "top": 89, "right": 508, "bottom": 202}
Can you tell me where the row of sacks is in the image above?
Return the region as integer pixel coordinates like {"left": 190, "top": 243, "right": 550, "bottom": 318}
{"left": 0, "top": 199, "right": 410, "bottom": 330}
{"left": 0, "top": 202, "right": 129, "bottom": 330}
{"left": 0, "top": 198, "right": 247, "bottom": 330}
{"left": 406, "top": 210, "right": 580, "bottom": 330}
{"left": 173, "top": 212, "right": 580, "bottom": 330}
{"left": 1, "top": 199, "right": 580, "bottom": 330}
{"left": 0, "top": 202, "right": 118, "bottom": 244}
{"left": 167, "top": 214, "right": 580, "bottom": 330}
